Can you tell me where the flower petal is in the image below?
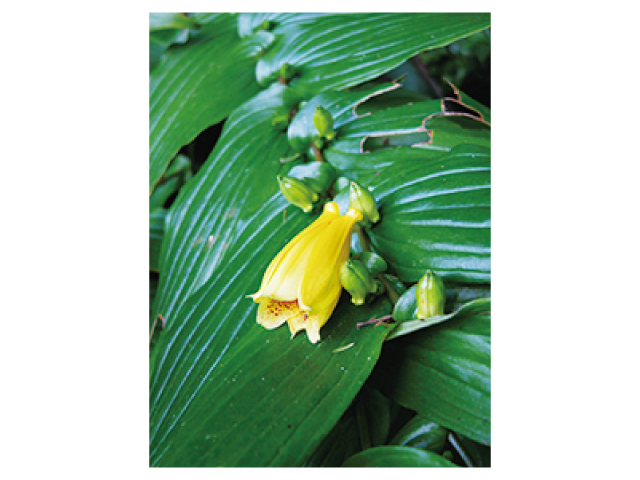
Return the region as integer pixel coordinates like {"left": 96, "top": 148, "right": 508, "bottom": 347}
{"left": 250, "top": 203, "right": 339, "bottom": 302}
{"left": 256, "top": 298, "right": 304, "bottom": 330}
{"left": 298, "top": 209, "right": 361, "bottom": 312}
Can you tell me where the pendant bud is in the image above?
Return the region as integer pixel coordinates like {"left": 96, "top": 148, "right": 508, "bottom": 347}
{"left": 313, "top": 105, "right": 336, "bottom": 140}
{"left": 339, "top": 259, "right": 376, "bottom": 306}
{"left": 416, "top": 270, "right": 446, "bottom": 319}
{"left": 349, "top": 181, "right": 380, "bottom": 226}
{"left": 277, "top": 175, "right": 318, "bottom": 213}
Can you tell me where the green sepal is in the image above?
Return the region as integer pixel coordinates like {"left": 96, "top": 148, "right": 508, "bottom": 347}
{"left": 276, "top": 175, "right": 318, "bottom": 213}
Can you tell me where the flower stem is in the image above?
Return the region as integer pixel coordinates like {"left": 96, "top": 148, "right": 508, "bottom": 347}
{"left": 149, "top": 313, "right": 166, "bottom": 345}
{"left": 353, "top": 225, "right": 399, "bottom": 306}
{"left": 354, "top": 224, "right": 371, "bottom": 253}
{"left": 311, "top": 143, "right": 325, "bottom": 162}
{"left": 377, "top": 274, "right": 400, "bottom": 305}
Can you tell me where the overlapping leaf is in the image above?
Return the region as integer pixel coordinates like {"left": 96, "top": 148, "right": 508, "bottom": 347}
{"left": 149, "top": 13, "right": 273, "bottom": 192}
{"left": 342, "top": 445, "right": 458, "bottom": 467}
{"left": 245, "top": 13, "right": 490, "bottom": 94}
{"left": 325, "top": 96, "right": 491, "bottom": 284}
{"left": 370, "top": 312, "right": 491, "bottom": 445}
{"left": 150, "top": 286, "right": 393, "bottom": 466}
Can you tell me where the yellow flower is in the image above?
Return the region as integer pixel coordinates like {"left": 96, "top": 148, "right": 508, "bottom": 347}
{"left": 249, "top": 201, "right": 362, "bottom": 343}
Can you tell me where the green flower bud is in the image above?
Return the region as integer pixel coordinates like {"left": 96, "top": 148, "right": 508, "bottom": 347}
{"left": 339, "top": 259, "right": 376, "bottom": 306}
{"left": 288, "top": 161, "right": 337, "bottom": 195}
{"left": 271, "top": 110, "right": 290, "bottom": 130}
{"left": 416, "top": 270, "right": 446, "bottom": 319}
{"left": 278, "top": 62, "right": 296, "bottom": 81}
{"left": 358, "top": 252, "right": 388, "bottom": 276}
{"left": 258, "top": 19, "right": 274, "bottom": 31}
{"left": 277, "top": 175, "right": 318, "bottom": 213}
{"left": 349, "top": 181, "right": 380, "bottom": 226}
{"left": 333, "top": 176, "right": 351, "bottom": 193}
{"left": 313, "top": 105, "right": 336, "bottom": 140}
{"left": 312, "top": 137, "right": 325, "bottom": 150}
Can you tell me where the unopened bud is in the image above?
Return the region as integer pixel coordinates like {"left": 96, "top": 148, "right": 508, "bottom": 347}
{"left": 258, "top": 19, "right": 274, "bottom": 31}
{"left": 339, "top": 259, "right": 375, "bottom": 306}
{"left": 349, "top": 181, "right": 379, "bottom": 226}
{"left": 333, "top": 176, "right": 351, "bottom": 193}
{"left": 278, "top": 62, "right": 296, "bottom": 81}
{"left": 358, "top": 252, "right": 387, "bottom": 276}
{"left": 416, "top": 270, "right": 446, "bottom": 318}
{"left": 313, "top": 105, "right": 336, "bottom": 140}
{"left": 277, "top": 175, "right": 318, "bottom": 213}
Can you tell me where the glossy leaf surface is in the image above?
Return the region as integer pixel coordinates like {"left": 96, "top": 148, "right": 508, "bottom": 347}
{"left": 149, "top": 13, "right": 272, "bottom": 192}
{"left": 370, "top": 312, "right": 491, "bottom": 445}
{"left": 249, "top": 13, "right": 490, "bottom": 94}
{"left": 325, "top": 98, "right": 491, "bottom": 284}
{"left": 342, "top": 445, "right": 458, "bottom": 467}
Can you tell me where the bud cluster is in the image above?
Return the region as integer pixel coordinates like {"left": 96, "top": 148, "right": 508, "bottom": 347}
{"left": 277, "top": 161, "right": 337, "bottom": 213}
{"left": 339, "top": 252, "right": 387, "bottom": 306}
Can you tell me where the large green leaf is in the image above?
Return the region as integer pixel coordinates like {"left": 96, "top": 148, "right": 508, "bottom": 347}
{"left": 150, "top": 288, "right": 393, "bottom": 466}
{"left": 149, "top": 13, "right": 274, "bottom": 193}
{"left": 367, "top": 145, "right": 490, "bottom": 284}
{"left": 342, "top": 445, "right": 458, "bottom": 467}
{"left": 370, "top": 312, "right": 491, "bottom": 445}
{"left": 388, "top": 414, "right": 449, "bottom": 452}
{"left": 149, "top": 209, "right": 165, "bottom": 272}
{"left": 324, "top": 94, "right": 491, "bottom": 284}
{"left": 245, "top": 13, "right": 490, "bottom": 94}
{"left": 151, "top": 83, "right": 294, "bottom": 329}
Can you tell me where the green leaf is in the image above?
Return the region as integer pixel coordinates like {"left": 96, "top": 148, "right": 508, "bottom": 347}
{"left": 302, "top": 407, "right": 361, "bottom": 467}
{"left": 149, "top": 13, "right": 275, "bottom": 193}
{"left": 370, "top": 312, "right": 491, "bottom": 445}
{"left": 388, "top": 415, "right": 449, "bottom": 453}
{"left": 150, "top": 288, "right": 394, "bottom": 466}
{"left": 366, "top": 144, "right": 490, "bottom": 284}
{"left": 342, "top": 445, "right": 458, "bottom": 467}
{"left": 149, "top": 209, "right": 166, "bottom": 272}
{"left": 286, "top": 80, "right": 401, "bottom": 155}
{"left": 149, "top": 13, "right": 200, "bottom": 31}
{"left": 387, "top": 297, "right": 490, "bottom": 340}
{"left": 151, "top": 83, "right": 295, "bottom": 328}
{"left": 448, "top": 431, "right": 491, "bottom": 467}
{"left": 325, "top": 94, "right": 491, "bottom": 285}
{"left": 354, "top": 386, "right": 393, "bottom": 448}
{"left": 249, "top": 13, "right": 490, "bottom": 94}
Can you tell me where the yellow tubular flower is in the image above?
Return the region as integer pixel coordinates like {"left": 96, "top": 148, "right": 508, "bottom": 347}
{"left": 249, "top": 201, "right": 363, "bottom": 343}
